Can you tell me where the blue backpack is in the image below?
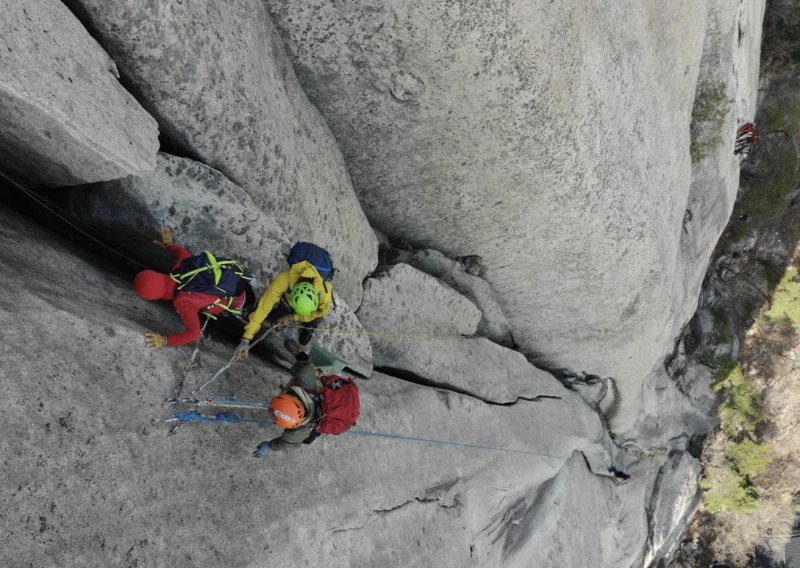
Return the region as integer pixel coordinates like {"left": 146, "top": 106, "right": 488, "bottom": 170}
{"left": 171, "top": 250, "right": 254, "bottom": 298}
{"left": 287, "top": 242, "right": 335, "bottom": 281}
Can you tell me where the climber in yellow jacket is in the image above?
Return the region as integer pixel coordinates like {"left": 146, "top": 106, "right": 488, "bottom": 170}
{"left": 233, "top": 260, "right": 332, "bottom": 360}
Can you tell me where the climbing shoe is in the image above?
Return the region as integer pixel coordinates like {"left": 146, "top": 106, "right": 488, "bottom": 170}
{"left": 298, "top": 327, "right": 314, "bottom": 346}
{"left": 284, "top": 338, "right": 309, "bottom": 362}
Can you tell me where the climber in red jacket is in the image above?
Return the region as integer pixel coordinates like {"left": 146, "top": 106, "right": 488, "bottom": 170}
{"left": 133, "top": 227, "right": 254, "bottom": 348}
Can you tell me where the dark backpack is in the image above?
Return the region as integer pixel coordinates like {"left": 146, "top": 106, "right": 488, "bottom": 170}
{"left": 287, "top": 242, "right": 335, "bottom": 281}
{"left": 305, "top": 375, "right": 360, "bottom": 435}
{"left": 170, "top": 250, "right": 254, "bottom": 299}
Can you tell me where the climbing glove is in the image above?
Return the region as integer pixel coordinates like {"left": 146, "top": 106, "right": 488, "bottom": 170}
{"left": 145, "top": 331, "right": 168, "bottom": 349}
{"left": 253, "top": 441, "right": 272, "bottom": 458}
{"left": 152, "top": 226, "right": 174, "bottom": 248}
{"left": 233, "top": 339, "right": 250, "bottom": 361}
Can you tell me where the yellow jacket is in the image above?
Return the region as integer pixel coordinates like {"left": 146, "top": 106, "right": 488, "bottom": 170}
{"left": 242, "top": 261, "right": 332, "bottom": 340}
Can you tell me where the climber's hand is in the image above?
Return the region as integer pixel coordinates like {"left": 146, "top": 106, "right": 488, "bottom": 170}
{"left": 253, "top": 441, "right": 271, "bottom": 458}
{"left": 153, "top": 226, "right": 174, "bottom": 248}
{"left": 145, "top": 331, "right": 168, "bottom": 349}
{"left": 233, "top": 339, "right": 250, "bottom": 361}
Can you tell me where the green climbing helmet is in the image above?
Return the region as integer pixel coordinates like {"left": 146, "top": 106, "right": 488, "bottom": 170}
{"left": 291, "top": 282, "right": 319, "bottom": 316}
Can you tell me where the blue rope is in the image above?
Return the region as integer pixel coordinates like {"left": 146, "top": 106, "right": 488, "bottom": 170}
{"left": 171, "top": 411, "right": 272, "bottom": 426}
{"left": 347, "top": 430, "right": 566, "bottom": 460}
{"left": 169, "top": 414, "right": 565, "bottom": 460}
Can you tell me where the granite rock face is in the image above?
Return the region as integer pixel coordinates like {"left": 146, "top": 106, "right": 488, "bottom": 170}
{"left": 389, "top": 248, "right": 515, "bottom": 346}
{"left": 357, "top": 264, "right": 565, "bottom": 403}
{"left": 66, "top": 0, "right": 377, "bottom": 307}
{"left": 60, "top": 153, "right": 290, "bottom": 278}
{"left": 0, "top": 204, "right": 667, "bottom": 568}
{"left": 0, "top": 0, "right": 158, "bottom": 186}
{"left": 265, "top": 0, "right": 764, "bottom": 441}
{"left": 360, "top": 263, "right": 482, "bottom": 336}
{"left": 644, "top": 452, "right": 702, "bottom": 566}
{"left": 264, "top": 0, "right": 708, "bottom": 387}
{"left": 57, "top": 152, "right": 373, "bottom": 375}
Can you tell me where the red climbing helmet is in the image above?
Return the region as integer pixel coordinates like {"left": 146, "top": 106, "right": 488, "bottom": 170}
{"left": 133, "top": 270, "right": 176, "bottom": 301}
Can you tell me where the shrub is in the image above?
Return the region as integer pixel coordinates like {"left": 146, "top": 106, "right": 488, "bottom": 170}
{"left": 690, "top": 82, "right": 732, "bottom": 162}
{"left": 727, "top": 439, "right": 773, "bottom": 479}
{"left": 702, "top": 463, "right": 760, "bottom": 514}
{"left": 712, "top": 358, "right": 765, "bottom": 438}
{"left": 764, "top": 266, "right": 800, "bottom": 330}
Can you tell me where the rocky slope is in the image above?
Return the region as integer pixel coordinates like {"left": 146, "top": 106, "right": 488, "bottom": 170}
{"left": 0, "top": 0, "right": 768, "bottom": 566}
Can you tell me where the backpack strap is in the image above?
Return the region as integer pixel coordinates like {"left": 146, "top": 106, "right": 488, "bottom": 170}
{"left": 324, "top": 281, "right": 337, "bottom": 310}
{"left": 288, "top": 384, "right": 320, "bottom": 427}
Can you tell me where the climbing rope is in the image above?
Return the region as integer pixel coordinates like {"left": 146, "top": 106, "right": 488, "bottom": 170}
{"left": 171, "top": 317, "right": 211, "bottom": 399}
{"left": 283, "top": 323, "right": 470, "bottom": 341}
{"left": 0, "top": 169, "right": 152, "bottom": 270}
{"left": 347, "top": 430, "right": 567, "bottom": 459}
{"left": 167, "top": 396, "right": 270, "bottom": 412}
{"left": 177, "top": 323, "right": 281, "bottom": 400}
{"left": 159, "top": 403, "right": 567, "bottom": 460}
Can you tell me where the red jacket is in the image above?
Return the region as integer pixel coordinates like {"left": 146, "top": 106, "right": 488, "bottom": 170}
{"left": 166, "top": 244, "right": 247, "bottom": 347}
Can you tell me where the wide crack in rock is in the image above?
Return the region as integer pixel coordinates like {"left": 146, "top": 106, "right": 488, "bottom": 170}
{"left": 376, "top": 365, "right": 563, "bottom": 407}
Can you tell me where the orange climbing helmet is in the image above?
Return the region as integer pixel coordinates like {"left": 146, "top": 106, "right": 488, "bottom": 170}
{"left": 268, "top": 393, "right": 306, "bottom": 429}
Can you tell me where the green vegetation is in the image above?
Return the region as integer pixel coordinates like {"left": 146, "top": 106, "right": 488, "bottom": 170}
{"left": 711, "top": 358, "right": 765, "bottom": 438}
{"left": 700, "top": 466, "right": 760, "bottom": 514}
{"left": 726, "top": 439, "right": 773, "bottom": 479}
{"left": 702, "top": 359, "right": 772, "bottom": 515}
{"left": 701, "top": 439, "right": 773, "bottom": 514}
{"left": 690, "top": 82, "right": 732, "bottom": 162}
{"left": 763, "top": 266, "right": 800, "bottom": 330}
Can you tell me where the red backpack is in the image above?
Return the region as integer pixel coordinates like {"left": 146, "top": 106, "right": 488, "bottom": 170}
{"left": 314, "top": 375, "right": 360, "bottom": 435}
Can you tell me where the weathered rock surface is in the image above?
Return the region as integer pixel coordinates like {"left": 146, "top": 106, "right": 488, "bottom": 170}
{"left": 0, "top": 203, "right": 680, "bottom": 568}
{"left": 389, "top": 248, "right": 515, "bottom": 346}
{"left": 0, "top": 0, "right": 158, "bottom": 187}
{"left": 644, "top": 452, "right": 702, "bottom": 566}
{"left": 361, "top": 263, "right": 482, "bottom": 335}
{"left": 624, "top": 0, "right": 766, "bottom": 443}
{"left": 57, "top": 152, "right": 373, "bottom": 375}
{"left": 357, "top": 264, "right": 565, "bottom": 403}
{"left": 65, "top": 0, "right": 377, "bottom": 307}
{"left": 264, "top": 0, "right": 707, "bottom": 384}
{"left": 266, "top": 0, "right": 765, "bottom": 442}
